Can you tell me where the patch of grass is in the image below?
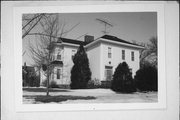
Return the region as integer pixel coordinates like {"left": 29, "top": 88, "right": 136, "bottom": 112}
{"left": 24, "top": 95, "right": 96, "bottom": 103}
{"left": 35, "top": 95, "right": 96, "bottom": 103}
{"left": 23, "top": 88, "right": 69, "bottom": 92}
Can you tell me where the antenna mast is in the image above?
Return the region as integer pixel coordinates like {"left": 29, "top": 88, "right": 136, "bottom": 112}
{"left": 96, "top": 18, "right": 113, "bottom": 35}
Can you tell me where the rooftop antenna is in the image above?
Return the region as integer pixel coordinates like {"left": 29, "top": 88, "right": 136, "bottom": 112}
{"left": 96, "top": 18, "right": 113, "bottom": 35}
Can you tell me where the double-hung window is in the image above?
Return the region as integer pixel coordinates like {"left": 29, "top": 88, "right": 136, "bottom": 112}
{"left": 131, "top": 51, "right": 134, "bottom": 61}
{"left": 72, "top": 50, "right": 76, "bottom": 60}
{"left": 122, "top": 50, "right": 125, "bottom": 60}
{"left": 57, "top": 52, "right": 61, "bottom": 60}
{"left": 57, "top": 69, "right": 61, "bottom": 79}
{"left": 108, "top": 47, "right": 112, "bottom": 58}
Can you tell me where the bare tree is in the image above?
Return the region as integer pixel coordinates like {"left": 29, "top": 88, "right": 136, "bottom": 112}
{"left": 133, "top": 37, "right": 157, "bottom": 68}
{"left": 148, "top": 37, "right": 157, "bottom": 66}
{"left": 28, "top": 14, "right": 79, "bottom": 96}
{"left": 28, "top": 15, "right": 58, "bottom": 96}
{"left": 22, "top": 13, "right": 50, "bottom": 39}
{"left": 22, "top": 13, "right": 52, "bottom": 56}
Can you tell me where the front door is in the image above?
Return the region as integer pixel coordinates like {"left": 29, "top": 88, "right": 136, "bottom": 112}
{"left": 105, "top": 66, "right": 113, "bottom": 81}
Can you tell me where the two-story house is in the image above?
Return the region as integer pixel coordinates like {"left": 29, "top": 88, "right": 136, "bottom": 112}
{"left": 40, "top": 35, "right": 144, "bottom": 87}
{"left": 86, "top": 35, "right": 144, "bottom": 83}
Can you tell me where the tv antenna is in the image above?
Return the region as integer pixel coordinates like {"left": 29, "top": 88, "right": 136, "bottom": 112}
{"left": 96, "top": 18, "right": 113, "bottom": 35}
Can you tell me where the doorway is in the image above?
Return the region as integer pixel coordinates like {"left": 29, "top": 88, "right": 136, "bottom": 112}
{"left": 105, "top": 66, "right": 113, "bottom": 81}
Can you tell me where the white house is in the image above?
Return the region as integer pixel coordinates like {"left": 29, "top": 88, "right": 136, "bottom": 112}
{"left": 40, "top": 37, "right": 82, "bottom": 87}
{"left": 40, "top": 35, "right": 144, "bottom": 87}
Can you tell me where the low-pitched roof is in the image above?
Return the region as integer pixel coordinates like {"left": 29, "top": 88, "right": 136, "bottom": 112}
{"left": 100, "top": 35, "right": 142, "bottom": 47}
{"left": 50, "top": 60, "right": 63, "bottom": 65}
{"left": 57, "top": 38, "right": 84, "bottom": 45}
{"left": 56, "top": 35, "right": 143, "bottom": 48}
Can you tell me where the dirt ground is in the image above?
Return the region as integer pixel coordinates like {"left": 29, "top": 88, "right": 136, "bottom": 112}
{"left": 23, "top": 87, "right": 158, "bottom": 104}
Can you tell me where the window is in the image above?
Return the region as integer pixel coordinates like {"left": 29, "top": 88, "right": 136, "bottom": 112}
{"left": 129, "top": 68, "right": 132, "bottom": 73}
{"left": 122, "top": 50, "right": 125, "bottom": 60}
{"left": 108, "top": 47, "right": 112, "bottom": 58}
{"left": 131, "top": 51, "right": 134, "bottom": 61}
{"left": 72, "top": 50, "right": 76, "bottom": 60}
{"left": 57, "top": 52, "right": 61, "bottom": 60}
{"left": 57, "top": 69, "right": 61, "bottom": 79}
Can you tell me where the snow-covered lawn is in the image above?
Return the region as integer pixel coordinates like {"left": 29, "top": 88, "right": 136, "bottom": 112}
{"left": 23, "top": 87, "right": 157, "bottom": 104}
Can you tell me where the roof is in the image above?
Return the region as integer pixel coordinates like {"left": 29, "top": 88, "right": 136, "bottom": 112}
{"left": 56, "top": 35, "right": 143, "bottom": 48}
{"left": 100, "top": 35, "right": 142, "bottom": 47}
{"left": 57, "top": 38, "right": 84, "bottom": 45}
{"left": 50, "top": 60, "right": 63, "bottom": 65}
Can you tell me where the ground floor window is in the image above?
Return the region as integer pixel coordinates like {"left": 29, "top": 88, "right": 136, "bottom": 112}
{"left": 57, "top": 69, "right": 61, "bottom": 79}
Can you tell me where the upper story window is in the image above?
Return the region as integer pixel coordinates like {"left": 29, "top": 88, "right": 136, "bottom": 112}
{"left": 131, "top": 51, "right": 134, "bottom": 61}
{"left": 72, "top": 50, "right": 76, "bottom": 60}
{"left": 122, "top": 50, "right": 125, "bottom": 60}
{"left": 108, "top": 47, "right": 112, "bottom": 58}
{"left": 57, "top": 52, "right": 61, "bottom": 60}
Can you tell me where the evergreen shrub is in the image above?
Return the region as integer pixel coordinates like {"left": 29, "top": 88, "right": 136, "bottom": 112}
{"left": 135, "top": 65, "right": 157, "bottom": 91}
{"left": 70, "top": 44, "right": 91, "bottom": 89}
{"left": 111, "top": 62, "right": 136, "bottom": 93}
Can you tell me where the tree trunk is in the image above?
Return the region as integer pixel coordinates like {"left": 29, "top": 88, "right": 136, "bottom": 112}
{"left": 46, "top": 69, "right": 50, "bottom": 96}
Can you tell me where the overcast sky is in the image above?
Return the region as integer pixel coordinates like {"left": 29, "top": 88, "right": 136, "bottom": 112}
{"left": 23, "top": 12, "right": 157, "bottom": 66}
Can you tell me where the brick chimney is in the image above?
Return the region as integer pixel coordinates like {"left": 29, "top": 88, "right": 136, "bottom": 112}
{"left": 24, "top": 62, "right": 26, "bottom": 67}
{"left": 84, "top": 35, "right": 94, "bottom": 44}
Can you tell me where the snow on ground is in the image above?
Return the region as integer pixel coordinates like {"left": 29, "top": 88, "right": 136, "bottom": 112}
{"left": 23, "top": 88, "right": 157, "bottom": 104}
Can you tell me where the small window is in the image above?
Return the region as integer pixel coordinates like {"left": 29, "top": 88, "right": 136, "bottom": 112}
{"left": 57, "top": 52, "right": 61, "bottom": 60}
{"left": 122, "top": 50, "right": 125, "bottom": 60}
{"left": 131, "top": 51, "right": 134, "bottom": 61}
{"left": 57, "top": 69, "right": 61, "bottom": 79}
{"left": 108, "top": 47, "right": 112, "bottom": 58}
{"left": 72, "top": 50, "right": 76, "bottom": 59}
{"left": 129, "top": 68, "right": 132, "bottom": 73}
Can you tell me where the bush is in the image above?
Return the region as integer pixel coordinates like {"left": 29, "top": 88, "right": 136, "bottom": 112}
{"left": 134, "top": 65, "right": 157, "bottom": 91}
{"left": 70, "top": 44, "right": 91, "bottom": 89}
{"left": 42, "top": 80, "right": 59, "bottom": 88}
{"left": 22, "top": 69, "right": 40, "bottom": 87}
{"left": 30, "top": 75, "right": 40, "bottom": 87}
{"left": 101, "top": 81, "right": 111, "bottom": 88}
{"left": 111, "top": 62, "right": 136, "bottom": 93}
{"left": 42, "top": 79, "right": 48, "bottom": 87}
{"left": 87, "top": 78, "right": 101, "bottom": 89}
{"left": 49, "top": 81, "right": 59, "bottom": 88}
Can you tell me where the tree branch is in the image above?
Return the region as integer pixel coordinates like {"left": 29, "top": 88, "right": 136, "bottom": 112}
{"left": 27, "top": 33, "right": 58, "bottom": 38}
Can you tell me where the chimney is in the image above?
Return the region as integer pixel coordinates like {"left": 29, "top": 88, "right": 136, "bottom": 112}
{"left": 24, "top": 62, "right": 26, "bottom": 67}
{"left": 84, "top": 35, "right": 94, "bottom": 44}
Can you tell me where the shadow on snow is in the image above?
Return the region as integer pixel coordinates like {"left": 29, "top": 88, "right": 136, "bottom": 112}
{"left": 24, "top": 95, "right": 96, "bottom": 103}
{"left": 23, "top": 87, "right": 70, "bottom": 92}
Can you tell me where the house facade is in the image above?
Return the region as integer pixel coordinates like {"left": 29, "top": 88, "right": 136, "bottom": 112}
{"left": 40, "top": 38, "right": 82, "bottom": 87}
{"left": 40, "top": 35, "right": 144, "bottom": 87}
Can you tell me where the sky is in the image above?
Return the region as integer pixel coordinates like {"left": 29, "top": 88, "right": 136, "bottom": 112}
{"left": 23, "top": 12, "right": 157, "bottom": 66}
